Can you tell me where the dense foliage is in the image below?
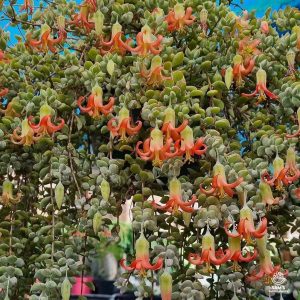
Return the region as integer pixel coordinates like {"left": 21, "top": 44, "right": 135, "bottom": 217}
{"left": 0, "top": 0, "right": 300, "bottom": 299}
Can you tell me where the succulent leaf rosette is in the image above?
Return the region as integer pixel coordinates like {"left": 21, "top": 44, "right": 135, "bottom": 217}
{"left": 0, "top": 0, "right": 298, "bottom": 299}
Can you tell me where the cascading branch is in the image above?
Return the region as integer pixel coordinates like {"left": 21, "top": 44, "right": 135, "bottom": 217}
{"left": 0, "top": 0, "right": 299, "bottom": 299}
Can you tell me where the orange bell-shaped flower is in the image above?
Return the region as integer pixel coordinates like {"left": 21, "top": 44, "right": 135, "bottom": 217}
{"left": 70, "top": 3, "right": 94, "bottom": 32}
{"left": 28, "top": 24, "right": 66, "bottom": 53}
{"left": 286, "top": 107, "right": 300, "bottom": 138}
{"left": 179, "top": 125, "right": 207, "bottom": 162}
{"left": 140, "top": 56, "right": 171, "bottom": 86}
{"left": 259, "top": 181, "right": 279, "bottom": 206}
{"left": 127, "top": 24, "right": 163, "bottom": 56}
{"left": 20, "top": 0, "right": 33, "bottom": 14}
{"left": 107, "top": 106, "right": 142, "bottom": 140}
{"left": 165, "top": 3, "right": 195, "bottom": 32}
{"left": 232, "top": 54, "right": 255, "bottom": 87}
{"left": 120, "top": 231, "right": 163, "bottom": 275}
{"left": 161, "top": 106, "right": 188, "bottom": 141}
{"left": 11, "top": 118, "right": 41, "bottom": 146}
{"left": 152, "top": 177, "right": 197, "bottom": 213}
{"left": 136, "top": 126, "right": 180, "bottom": 166}
{"left": 188, "top": 228, "right": 231, "bottom": 273}
{"left": 28, "top": 103, "right": 65, "bottom": 136}
{"left": 200, "top": 159, "right": 243, "bottom": 198}
{"left": 77, "top": 85, "right": 115, "bottom": 118}
{"left": 241, "top": 67, "right": 278, "bottom": 104}
{"left": 247, "top": 236, "right": 287, "bottom": 283}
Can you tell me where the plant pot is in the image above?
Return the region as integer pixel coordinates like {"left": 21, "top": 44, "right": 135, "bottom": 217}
{"left": 71, "top": 276, "right": 93, "bottom": 295}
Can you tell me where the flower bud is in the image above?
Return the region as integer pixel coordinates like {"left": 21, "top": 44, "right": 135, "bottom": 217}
{"left": 61, "top": 276, "right": 72, "bottom": 300}
{"left": 94, "top": 10, "right": 104, "bottom": 35}
{"left": 160, "top": 270, "right": 172, "bottom": 300}
{"left": 55, "top": 181, "right": 64, "bottom": 209}
{"left": 93, "top": 211, "right": 103, "bottom": 234}
{"left": 200, "top": 8, "right": 208, "bottom": 24}
{"left": 100, "top": 179, "right": 110, "bottom": 201}
{"left": 260, "top": 21, "right": 269, "bottom": 34}
{"left": 286, "top": 50, "right": 295, "bottom": 67}
{"left": 225, "top": 67, "right": 233, "bottom": 89}
{"left": 57, "top": 16, "right": 65, "bottom": 31}
{"left": 135, "top": 232, "right": 149, "bottom": 260}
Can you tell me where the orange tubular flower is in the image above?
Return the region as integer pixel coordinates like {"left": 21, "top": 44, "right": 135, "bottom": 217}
{"left": 11, "top": 118, "right": 41, "bottom": 146}
{"left": 232, "top": 54, "right": 255, "bottom": 87}
{"left": 136, "top": 126, "right": 180, "bottom": 166}
{"left": 286, "top": 107, "right": 300, "bottom": 138}
{"left": 70, "top": 4, "right": 94, "bottom": 32}
{"left": 247, "top": 236, "right": 287, "bottom": 283}
{"left": 179, "top": 125, "right": 207, "bottom": 162}
{"left": 28, "top": 24, "right": 66, "bottom": 53}
{"left": 161, "top": 106, "right": 188, "bottom": 141}
{"left": 28, "top": 103, "right": 65, "bottom": 136}
{"left": 241, "top": 67, "right": 278, "bottom": 104}
{"left": 120, "top": 232, "right": 163, "bottom": 274}
{"left": 107, "top": 106, "right": 142, "bottom": 140}
{"left": 165, "top": 3, "right": 195, "bottom": 32}
{"left": 228, "top": 234, "right": 258, "bottom": 271}
{"left": 0, "top": 88, "right": 8, "bottom": 98}
{"left": 238, "top": 37, "right": 260, "bottom": 67}
{"left": 200, "top": 160, "right": 243, "bottom": 198}
{"left": 261, "top": 150, "right": 299, "bottom": 190}
{"left": 100, "top": 21, "right": 131, "bottom": 55}
{"left": 141, "top": 56, "right": 171, "bottom": 86}
{"left": 20, "top": 0, "right": 33, "bottom": 14}
{"left": 0, "top": 97, "right": 21, "bottom": 118}
{"left": 224, "top": 204, "right": 267, "bottom": 244}
{"left": 77, "top": 85, "right": 115, "bottom": 118}
{"left": 259, "top": 181, "right": 279, "bottom": 206}
{"left": 152, "top": 177, "right": 197, "bottom": 213}
{"left": 127, "top": 24, "right": 163, "bottom": 56}
{"left": 188, "top": 229, "right": 231, "bottom": 273}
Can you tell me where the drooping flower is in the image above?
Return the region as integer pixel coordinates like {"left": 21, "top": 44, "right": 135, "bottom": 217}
{"left": 259, "top": 181, "right": 279, "bottom": 206}
{"left": 70, "top": 4, "right": 94, "bottom": 32}
{"left": 260, "top": 21, "right": 269, "bottom": 34}
{"left": 224, "top": 203, "right": 267, "bottom": 244}
{"left": 188, "top": 228, "right": 231, "bottom": 273}
{"left": 233, "top": 10, "right": 250, "bottom": 35}
{"left": 120, "top": 231, "right": 163, "bottom": 274}
{"left": 232, "top": 54, "right": 255, "bottom": 87}
{"left": 241, "top": 67, "right": 278, "bottom": 104}
{"left": 107, "top": 106, "right": 142, "bottom": 140}
{"left": 165, "top": 3, "right": 195, "bottom": 32}
{"left": 152, "top": 177, "right": 197, "bottom": 213}
{"left": 261, "top": 150, "right": 299, "bottom": 190}
{"left": 0, "top": 88, "right": 9, "bottom": 99}
{"left": 286, "top": 50, "right": 296, "bottom": 76}
{"left": 28, "top": 103, "right": 65, "bottom": 136}
{"left": 199, "top": 8, "right": 208, "bottom": 34}
{"left": 161, "top": 106, "right": 188, "bottom": 141}
{"left": 178, "top": 125, "right": 207, "bottom": 162}
{"left": 238, "top": 37, "right": 260, "bottom": 67}
{"left": 286, "top": 107, "right": 300, "bottom": 138}
{"left": 292, "top": 25, "right": 300, "bottom": 50}
{"left": 200, "top": 160, "right": 243, "bottom": 198}
{"left": 28, "top": 24, "right": 66, "bottom": 53}
{"left": 228, "top": 234, "right": 258, "bottom": 271}
{"left": 140, "top": 56, "right": 171, "bottom": 86}
{"left": 159, "top": 269, "right": 172, "bottom": 300}
{"left": 77, "top": 85, "right": 115, "bottom": 118}
{"left": 11, "top": 118, "right": 41, "bottom": 146}
{"left": 247, "top": 236, "right": 287, "bottom": 283}
{"left": 20, "top": 0, "right": 33, "bottom": 14}
{"left": 93, "top": 10, "right": 104, "bottom": 36}
{"left": 0, "top": 180, "right": 21, "bottom": 207}
{"left": 100, "top": 21, "right": 131, "bottom": 55}
{"left": 136, "top": 126, "right": 180, "bottom": 166}
{"left": 127, "top": 25, "right": 163, "bottom": 56}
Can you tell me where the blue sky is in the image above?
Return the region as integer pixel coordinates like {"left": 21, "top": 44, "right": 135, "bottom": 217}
{"left": 1, "top": 0, "right": 300, "bottom": 46}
